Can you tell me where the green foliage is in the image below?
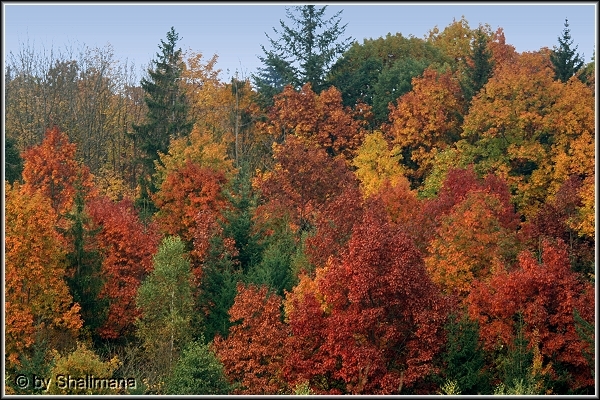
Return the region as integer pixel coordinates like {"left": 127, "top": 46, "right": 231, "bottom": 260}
{"left": 6, "top": 338, "right": 53, "bottom": 394}
{"left": 4, "top": 136, "right": 23, "bottom": 183}
{"left": 461, "top": 27, "right": 494, "bottom": 103}
{"left": 135, "top": 236, "right": 195, "bottom": 383}
{"left": 197, "top": 233, "right": 242, "bottom": 342}
{"left": 64, "top": 185, "right": 106, "bottom": 342}
{"left": 442, "top": 314, "right": 490, "bottom": 394}
{"left": 254, "top": 5, "right": 352, "bottom": 105}
{"left": 551, "top": 18, "right": 585, "bottom": 82}
{"left": 164, "top": 340, "right": 232, "bottom": 395}
{"left": 573, "top": 308, "right": 595, "bottom": 381}
{"left": 245, "top": 222, "right": 296, "bottom": 297}
{"left": 372, "top": 57, "right": 428, "bottom": 124}
{"left": 132, "top": 26, "right": 193, "bottom": 193}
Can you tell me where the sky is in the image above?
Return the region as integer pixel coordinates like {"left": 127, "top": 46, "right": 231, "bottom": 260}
{"left": 3, "top": 2, "right": 597, "bottom": 83}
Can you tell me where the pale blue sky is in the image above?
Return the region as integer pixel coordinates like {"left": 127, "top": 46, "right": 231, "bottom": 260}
{"left": 3, "top": 2, "right": 597, "bottom": 82}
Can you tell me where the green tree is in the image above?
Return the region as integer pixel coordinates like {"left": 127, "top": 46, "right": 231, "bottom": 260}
{"left": 4, "top": 136, "right": 23, "bottom": 183}
{"left": 461, "top": 26, "right": 494, "bottom": 103}
{"left": 132, "top": 27, "right": 193, "bottom": 200}
{"left": 550, "top": 18, "right": 585, "bottom": 82}
{"left": 254, "top": 5, "right": 352, "bottom": 105}
{"left": 164, "top": 340, "right": 232, "bottom": 395}
{"left": 442, "top": 314, "right": 490, "bottom": 394}
{"left": 135, "top": 236, "right": 195, "bottom": 387}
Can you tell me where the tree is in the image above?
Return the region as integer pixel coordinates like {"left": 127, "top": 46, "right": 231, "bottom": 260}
{"left": 47, "top": 342, "right": 121, "bottom": 395}
{"left": 87, "top": 196, "right": 160, "bottom": 339}
{"left": 461, "top": 26, "right": 494, "bottom": 104}
{"left": 467, "top": 239, "right": 595, "bottom": 392}
{"left": 284, "top": 205, "right": 449, "bottom": 394}
{"left": 213, "top": 283, "right": 289, "bottom": 394}
{"left": 254, "top": 5, "right": 352, "bottom": 104}
{"left": 5, "top": 136, "right": 23, "bottom": 183}
{"left": 135, "top": 236, "right": 195, "bottom": 387}
{"left": 132, "top": 27, "right": 193, "bottom": 195}
{"left": 254, "top": 135, "right": 358, "bottom": 233}
{"left": 550, "top": 18, "right": 585, "bottom": 82}
{"left": 259, "top": 83, "right": 369, "bottom": 161}
{"left": 5, "top": 182, "right": 82, "bottom": 370}
{"left": 21, "top": 126, "right": 95, "bottom": 221}
{"left": 387, "top": 68, "right": 466, "bottom": 186}
{"left": 164, "top": 340, "right": 232, "bottom": 395}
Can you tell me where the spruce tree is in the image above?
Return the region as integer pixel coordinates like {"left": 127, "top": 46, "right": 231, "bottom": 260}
{"left": 253, "top": 5, "right": 352, "bottom": 106}
{"left": 133, "top": 27, "right": 193, "bottom": 201}
{"left": 462, "top": 27, "right": 494, "bottom": 104}
{"left": 550, "top": 18, "right": 584, "bottom": 82}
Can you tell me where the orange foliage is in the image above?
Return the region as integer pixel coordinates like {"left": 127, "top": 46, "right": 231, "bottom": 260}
{"left": 21, "top": 126, "right": 95, "bottom": 222}
{"left": 387, "top": 68, "right": 465, "bottom": 183}
{"left": 213, "top": 284, "right": 289, "bottom": 394}
{"left": 260, "top": 83, "right": 370, "bottom": 161}
{"left": 5, "top": 182, "right": 82, "bottom": 368}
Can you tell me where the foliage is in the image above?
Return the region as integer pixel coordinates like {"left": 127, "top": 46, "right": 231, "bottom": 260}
{"left": 21, "top": 126, "right": 95, "bottom": 221}
{"left": 5, "top": 182, "right": 83, "bottom": 369}
{"left": 285, "top": 205, "right": 449, "bottom": 394}
{"left": 164, "top": 340, "right": 232, "bottom": 395}
{"left": 442, "top": 315, "right": 490, "bottom": 394}
{"left": 254, "top": 135, "right": 358, "bottom": 232}
{"left": 352, "top": 130, "right": 405, "bottom": 198}
{"left": 467, "top": 239, "right": 595, "bottom": 391}
{"left": 461, "top": 26, "right": 494, "bottom": 103}
{"left": 132, "top": 27, "right": 193, "bottom": 193}
{"left": 47, "top": 342, "right": 121, "bottom": 395}
{"left": 550, "top": 18, "right": 585, "bottom": 82}
{"left": 87, "top": 196, "right": 160, "bottom": 339}
{"left": 387, "top": 67, "right": 465, "bottom": 186}
{"left": 4, "top": 135, "right": 23, "bottom": 183}
{"left": 260, "top": 83, "right": 369, "bottom": 161}
{"left": 254, "top": 5, "right": 352, "bottom": 104}
{"left": 213, "top": 283, "right": 289, "bottom": 394}
{"left": 135, "top": 236, "right": 195, "bottom": 385}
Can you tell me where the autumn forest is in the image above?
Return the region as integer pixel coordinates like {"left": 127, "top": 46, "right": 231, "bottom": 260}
{"left": 4, "top": 6, "right": 596, "bottom": 395}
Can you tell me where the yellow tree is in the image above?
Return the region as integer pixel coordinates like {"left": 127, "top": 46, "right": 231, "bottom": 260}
{"left": 5, "top": 182, "right": 82, "bottom": 370}
{"left": 352, "top": 130, "right": 406, "bottom": 198}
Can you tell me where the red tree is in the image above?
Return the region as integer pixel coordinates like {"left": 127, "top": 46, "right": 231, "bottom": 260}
{"left": 467, "top": 239, "right": 594, "bottom": 391}
{"left": 284, "top": 204, "right": 449, "bottom": 394}
{"left": 87, "top": 196, "right": 160, "bottom": 339}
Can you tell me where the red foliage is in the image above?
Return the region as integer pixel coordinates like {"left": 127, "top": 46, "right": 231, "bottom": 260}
{"left": 467, "top": 239, "right": 594, "bottom": 391}
{"left": 87, "top": 196, "right": 160, "bottom": 339}
{"left": 284, "top": 204, "right": 449, "bottom": 394}
{"left": 213, "top": 284, "right": 289, "bottom": 394}
{"left": 254, "top": 135, "right": 358, "bottom": 232}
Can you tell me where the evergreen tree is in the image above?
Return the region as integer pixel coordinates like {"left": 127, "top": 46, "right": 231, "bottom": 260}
{"left": 550, "top": 18, "right": 585, "bottom": 82}
{"left": 4, "top": 136, "right": 23, "bottom": 184}
{"left": 461, "top": 27, "right": 494, "bottom": 103}
{"left": 133, "top": 27, "right": 193, "bottom": 202}
{"left": 164, "top": 340, "right": 232, "bottom": 395}
{"left": 253, "top": 5, "right": 352, "bottom": 106}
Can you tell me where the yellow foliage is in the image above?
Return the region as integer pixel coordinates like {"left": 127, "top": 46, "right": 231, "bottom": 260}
{"left": 352, "top": 130, "right": 406, "bottom": 197}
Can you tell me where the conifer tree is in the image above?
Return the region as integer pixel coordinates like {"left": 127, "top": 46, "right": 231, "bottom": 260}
{"left": 461, "top": 27, "right": 494, "bottom": 103}
{"left": 550, "top": 18, "right": 584, "bottom": 82}
{"left": 253, "top": 5, "right": 352, "bottom": 106}
{"left": 133, "top": 27, "right": 193, "bottom": 207}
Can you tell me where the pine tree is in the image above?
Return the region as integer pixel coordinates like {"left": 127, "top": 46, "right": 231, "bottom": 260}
{"left": 133, "top": 27, "right": 194, "bottom": 198}
{"left": 253, "top": 5, "right": 352, "bottom": 106}
{"left": 550, "top": 18, "right": 584, "bottom": 82}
